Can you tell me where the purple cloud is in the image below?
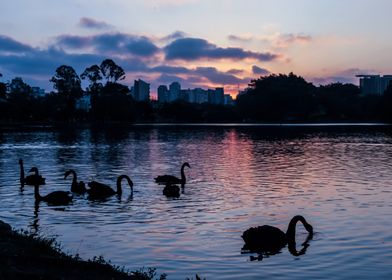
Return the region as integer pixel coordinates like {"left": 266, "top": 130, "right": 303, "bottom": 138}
{"left": 56, "top": 33, "right": 159, "bottom": 57}
{"left": 164, "top": 38, "right": 280, "bottom": 61}
{"left": 160, "top": 31, "right": 187, "bottom": 42}
{"left": 0, "top": 35, "right": 34, "bottom": 53}
{"left": 78, "top": 17, "right": 112, "bottom": 29}
{"left": 194, "top": 67, "right": 245, "bottom": 84}
{"left": 252, "top": 65, "right": 270, "bottom": 75}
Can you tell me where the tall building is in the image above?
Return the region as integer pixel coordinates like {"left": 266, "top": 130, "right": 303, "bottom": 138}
{"left": 132, "top": 79, "right": 150, "bottom": 101}
{"left": 157, "top": 85, "right": 169, "bottom": 103}
{"left": 209, "top": 88, "right": 224, "bottom": 105}
{"left": 357, "top": 75, "right": 392, "bottom": 96}
{"left": 168, "top": 82, "right": 181, "bottom": 102}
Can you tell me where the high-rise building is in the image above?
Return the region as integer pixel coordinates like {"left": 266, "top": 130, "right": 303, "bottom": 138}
{"left": 357, "top": 75, "right": 392, "bottom": 95}
{"left": 132, "top": 79, "right": 150, "bottom": 101}
{"left": 207, "top": 88, "right": 226, "bottom": 105}
{"left": 168, "top": 82, "right": 181, "bottom": 102}
{"left": 157, "top": 85, "right": 169, "bottom": 103}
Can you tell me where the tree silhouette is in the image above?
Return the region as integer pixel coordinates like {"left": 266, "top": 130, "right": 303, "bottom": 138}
{"left": 100, "top": 59, "right": 125, "bottom": 84}
{"left": 50, "top": 65, "right": 83, "bottom": 120}
{"left": 237, "top": 73, "right": 316, "bottom": 121}
{"left": 0, "top": 72, "right": 6, "bottom": 99}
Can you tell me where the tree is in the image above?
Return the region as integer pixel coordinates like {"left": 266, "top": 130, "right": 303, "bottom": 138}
{"left": 236, "top": 73, "right": 316, "bottom": 121}
{"left": 81, "top": 64, "right": 103, "bottom": 92}
{"left": 100, "top": 59, "right": 125, "bottom": 84}
{"left": 0, "top": 72, "right": 6, "bottom": 99}
{"left": 50, "top": 65, "right": 83, "bottom": 119}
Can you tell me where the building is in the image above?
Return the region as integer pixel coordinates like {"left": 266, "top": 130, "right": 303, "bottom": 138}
{"left": 168, "top": 82, "right": 181, "bottom": 102}
{"left": 224, "top": 94, "right": 234, "bottom": 106}
{"left": 132, "top": 79, "right": 150, "bottom": 101}
{"left": 75, "top": 94, "right": 91, "bottom": 111}
{"left": 31, "top": 87, "right": 46, "bottom": 98}
{"left": 208, "top": 88, "right": 224, "bottom": 105}
{"left": 357, "top": 75, "right": 392, "bottom": 96}
{"left": 157, "top": 85, "right": 169, "bottom": 103}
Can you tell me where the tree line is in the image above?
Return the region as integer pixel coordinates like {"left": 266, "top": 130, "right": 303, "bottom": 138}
{"left": 1, "top": 61, "right": 392, "bottom": 123}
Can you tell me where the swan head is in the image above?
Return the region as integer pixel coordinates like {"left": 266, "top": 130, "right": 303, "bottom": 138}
{"left": 28, "top": 167, "right": 39, "bottom": 174}
{"left": 19, "top": 159, "right": 23, "bottom": 165}
{"left": 183, "top": 162, "right": 191, "bottom": 169}
{"left": 64, "top": 169, "right": 75, "bottom": 180}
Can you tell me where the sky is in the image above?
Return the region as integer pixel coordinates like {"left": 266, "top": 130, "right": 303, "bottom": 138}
{"left": 1, "top": 0, "right": 392, "bottom": 97}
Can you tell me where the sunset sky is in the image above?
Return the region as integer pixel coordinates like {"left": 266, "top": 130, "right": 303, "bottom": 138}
{"left": 1, "top": 0, "right": 392, "bottom": 97}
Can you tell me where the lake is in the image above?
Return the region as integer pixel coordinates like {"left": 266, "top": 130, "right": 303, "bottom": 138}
{"left": 0, "top": 124, "right": 391, "bottom": 279}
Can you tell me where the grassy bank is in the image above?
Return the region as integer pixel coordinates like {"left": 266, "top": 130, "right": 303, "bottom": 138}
{"left": 0, "top": 220, "right": 166, "bottom": 280}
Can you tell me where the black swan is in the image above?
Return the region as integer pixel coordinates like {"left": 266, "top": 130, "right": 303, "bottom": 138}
{"left": 64, "top": 169, "right": 87, "bottom": 194}
{"left": 87, "top": 175, "right": 133, "bottom": 199}
{"left": 155, "top": 162, "right": 190, "bottom": 186}
{"left": 162, "top": 183, "right": 180, "bottom": 198}
{"left": 19, "top": 160, "right": 45, "bottom": 186}
{"left": 31, "top": 169, "right": 73, "bottom": 206}
{"left": 242, "top": 215, "right": 313, "bottom": 255}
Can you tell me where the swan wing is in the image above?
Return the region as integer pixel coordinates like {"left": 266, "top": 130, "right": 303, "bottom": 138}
{"left": 155, "top": 175, "right": 181, "bottom": 184}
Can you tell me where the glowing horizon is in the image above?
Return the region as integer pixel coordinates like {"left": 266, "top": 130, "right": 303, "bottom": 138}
{"left": 1, "top": 0, "right": 392, "bottom": 97}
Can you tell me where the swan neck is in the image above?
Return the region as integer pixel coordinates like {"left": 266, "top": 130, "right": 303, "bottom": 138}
{"left": 20, "top": 161, "right": 25, "bottom": 180}
{"left": 181, "top": 166, "right": 186, "bottom": 184}
{"left": 71, "top": 171, "right": 77, "bottom": 183}
{"left": 286, "top": 215, "right": 311, "bottom": 240}
{"left": 34, "top": 185, "right": 42, "bottom": 201}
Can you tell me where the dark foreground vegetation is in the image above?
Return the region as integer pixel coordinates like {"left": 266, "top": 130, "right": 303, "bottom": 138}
{"left": 0, "top": 220, "right": 166, "bottom": 280}
{"left": 1, "top": 60, "right": 392, "bottom": 123}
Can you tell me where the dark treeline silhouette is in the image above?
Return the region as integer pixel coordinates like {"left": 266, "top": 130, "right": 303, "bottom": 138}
{"left": 1, "top": 63, "right": 391, "bottom": 123}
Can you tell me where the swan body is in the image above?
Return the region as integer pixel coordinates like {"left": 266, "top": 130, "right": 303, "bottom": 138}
{"left": 64, "top": 169, "right": 86, "bottom": 194}
{"left": 19, "top": 160, "right": 45, "bottom": 186}
{"left": 163, "top": 183, "right": 180, "bottom": 198}
{"left": 242, "top": 215, "right": 313, "bottom": 254}
{"left": 31, "top": 168, "right": 72, "bottom": 206}
{"left": 155, "top": 162, "right": 190, "bottom": 186}
{"left": 87, "top": 175, "right": 133, "bottom": 199}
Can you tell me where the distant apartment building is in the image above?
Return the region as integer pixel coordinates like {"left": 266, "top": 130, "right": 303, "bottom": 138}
{"left": 31, "top": 87, "right": 46, "bottom": 98}
{"left": 357, "top": 75, "right": 392, "bottom": 96}
{"left": 157, "top": 85, "right": 169, "bottom": 103}
{"left": 75, "top": 94, "right": 91, "bottom": 111}
{"left": 132, "top": 79, "right": 150, "bottom": 101}
{"left": 168, "top": 82, "right": 181, "bottom": 102}
{"left": 224, "top": 94, "right": 234, "bottom": 106}
{"left": 157, "top": 82, "right": 227, "bottom": 105}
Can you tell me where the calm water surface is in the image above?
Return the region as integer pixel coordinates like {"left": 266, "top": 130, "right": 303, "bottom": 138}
{"left": 0, "top": 125, "right": 391, "bottom": 279}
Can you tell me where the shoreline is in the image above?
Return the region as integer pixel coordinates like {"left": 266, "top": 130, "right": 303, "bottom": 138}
{"left": 0, "top": 220, "right": 165, "bottom": 280}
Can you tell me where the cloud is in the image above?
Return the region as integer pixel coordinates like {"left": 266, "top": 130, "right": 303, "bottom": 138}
{"left": 310, "top": 68, "right": 376, "bottom": 85}
{"left": 252, "top": 65, "right": 269, "bottom": 75}
{"left": 164, "top": 37, "right": 280, "bottom": 61}
{"left": 227, "top": 68, "right": 244, "bottom": 75}
{"left": 278, "top": 33, "right": 312, "bottom": 44}
{"left": 78, "top": 17, "right": 112, "bottom": 29}
{"left": 56, "top": 33, "right": 159, "bottom": 57}
{"left": 0, "top": 35, "right": 34, "bottom": 53}
{"left": 150, "top": 65, "right": 191, "bottom": 74}
{"left": 228, "top": 34, "right": 253, "bottom": 42}
{"left": 194, "top": 67, "right": 245, "bottom": 84}
{"left": 160, "top": 31, "right": 187, "bottom": 42}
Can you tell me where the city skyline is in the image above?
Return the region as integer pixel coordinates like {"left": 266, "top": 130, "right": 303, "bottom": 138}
{"left": 1, "top": 0, "right": 392, "bottom": 97}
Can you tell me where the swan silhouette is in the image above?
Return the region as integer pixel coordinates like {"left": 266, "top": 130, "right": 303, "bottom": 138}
{"left": 64, "top": 169, "right": 86, "bottom": 194}
{"left": 87, "top": 175, "right": 133, "bottom": 199}
{"left": 242, "top": 215, "right": 313, "bottom": 256}
{"left": 162, "top": 183, "right": 180, "bottom": 198}
{"left": 31, "top": 168, "right": 72, "bottom": 206}
{"left": 155, "top": 162, "right": 190, "bottom": 186}
{"left": 19, "top": 159, "right": 45, "bottom": 186}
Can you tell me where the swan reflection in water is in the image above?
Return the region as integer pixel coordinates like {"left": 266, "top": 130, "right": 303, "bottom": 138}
{"left": 241, "top": 215, "right": 314, "bottom": 261}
